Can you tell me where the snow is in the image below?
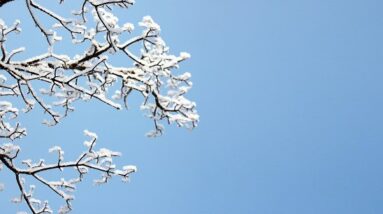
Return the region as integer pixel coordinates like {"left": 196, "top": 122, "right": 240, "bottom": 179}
{"left": 0, "top": 0, "right": 198, "bottom": 213}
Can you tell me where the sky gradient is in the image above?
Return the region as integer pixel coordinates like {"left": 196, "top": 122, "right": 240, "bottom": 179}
{"left": 1, "top": 0, "right": 383, "bottom": 213}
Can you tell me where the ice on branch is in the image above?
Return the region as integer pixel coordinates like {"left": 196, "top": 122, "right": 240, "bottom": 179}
{"left": 0, "top": 131, "right": 136, "bottom": 214}
{"left": 84, "top": 129, "right": 98, "bottom": 139}
{"left": 139, "top": 16, "right": 161, "bottom": 31}
{"left": 0, "top": 102, "right": 26, "bottom": 140}
{"left": 0, "top": 0, "right": 198, "bottom": 213}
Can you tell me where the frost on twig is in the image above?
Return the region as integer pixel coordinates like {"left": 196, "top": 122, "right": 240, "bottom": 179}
{"left": 0, "top": 0, "right": 198, "bottom": 213}
{"left": 0, "top": 0, "right": 198, "bottom": 136}
{"left": 0, "top": 130, "right": 136, "bottom": 214}
{"left": 0, "top": 101, "right": 27, "bottom": 140}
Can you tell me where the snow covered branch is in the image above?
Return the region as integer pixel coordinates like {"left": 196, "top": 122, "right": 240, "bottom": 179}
{"left": 0, "top": 0, "right": 198, "bottom": 213}
{"left": 1, "top": 130, "right": 136, "bottom": 214}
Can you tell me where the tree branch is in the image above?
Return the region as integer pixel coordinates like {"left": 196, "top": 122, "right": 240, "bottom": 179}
{"left": 0, "top": 0, "right": 15, "bottom": 7}
{"left": 0, "top": 0, "right": 198, "bottom": 213}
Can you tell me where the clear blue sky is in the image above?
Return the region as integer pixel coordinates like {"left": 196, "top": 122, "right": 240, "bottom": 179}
{"left": 1, "top": 0, "right": 383, "bottom": 213}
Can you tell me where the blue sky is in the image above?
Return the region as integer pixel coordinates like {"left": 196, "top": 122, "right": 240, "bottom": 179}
{"left": 1, "top": 0, "right": 383, "bottom": 213}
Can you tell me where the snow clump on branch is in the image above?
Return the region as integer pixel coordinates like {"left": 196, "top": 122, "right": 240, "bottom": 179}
{"left": 0, "top": 0, "right": 198, "bottom": 213}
